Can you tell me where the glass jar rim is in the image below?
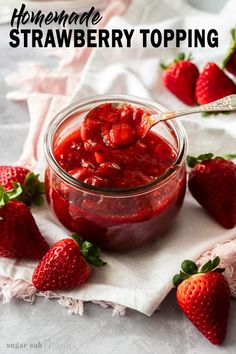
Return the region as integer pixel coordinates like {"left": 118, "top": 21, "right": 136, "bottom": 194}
{"left": 44, "top": 94, "right": 187, "bottom": 196}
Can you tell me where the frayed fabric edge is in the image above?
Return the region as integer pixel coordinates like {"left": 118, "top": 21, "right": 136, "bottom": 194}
{"left": 0, "top": 277, "right": 126, "bottom": 316}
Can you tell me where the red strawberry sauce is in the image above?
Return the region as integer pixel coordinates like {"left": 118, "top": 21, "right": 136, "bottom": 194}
{"left": 45, "top": 103, "right": 186, "bottom": 250}
{"left": 80, "top": 103, "right": 150, "bottom": 151}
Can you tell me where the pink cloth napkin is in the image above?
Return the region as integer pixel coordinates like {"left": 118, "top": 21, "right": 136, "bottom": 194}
{"left": 1, "top": 0, "right": 236, "bottom": 316}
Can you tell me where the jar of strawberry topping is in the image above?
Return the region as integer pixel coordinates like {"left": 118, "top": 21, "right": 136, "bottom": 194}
{"left": 44, "top": 95, "right": 187, "bottom": 251}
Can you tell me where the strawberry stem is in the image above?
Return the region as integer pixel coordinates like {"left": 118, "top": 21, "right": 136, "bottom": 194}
{"left": 173, "top": 257, "right": 224, "bottom": 287}
{"left": 71, "top": 233, "right": 107, "bottom": 267}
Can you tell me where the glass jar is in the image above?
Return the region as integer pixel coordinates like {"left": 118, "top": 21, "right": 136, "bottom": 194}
{"left": 44, "top": 95, "right": 187, "bottom": 251}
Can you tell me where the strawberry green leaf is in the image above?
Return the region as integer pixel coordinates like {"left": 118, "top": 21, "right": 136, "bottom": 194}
{"left": 160, "top": 63, "right": 168, "bottom": 70}
{"left": 222, "top": 28, "right": 236, "bottom": 69}
{"left": 21, "top": 172, "right": 45, "bottom": 206}
{"left": 0, "top": 191, "right": 9, "bottom": 207}
{"left": 197, "top": 153, "right": 214, "bottom": 161}
{"left": 212, "top": 256, "right": 220, "bottom": 269}
{"left": 222, "top": 154, "right": 236, "bottom": 160}
{"left": 181, "top": 260, "right": 198, "bottom": 275}
{"left": 187, "top": 153, "right": 214, "bottom": 168}
{"left": 231, "top": 28, "right": 236, "bottom": 42}
{"left": 81, "top": 242, "right": 107, "bottom": 267}
{"left": 81, "top": 242, "right": 99, "bottom": 258}
{"left": 0, "top": 186, "right": 6, "bottom": 205}
{"left": 71, "top": 234, "right": 84, "bottom": 249}
{"left": 186, "top": 156, "right": 199, "bottom": 168}
{"left": 71, "top": 233, "right": 107, "bottom": 267}
{"left": 175, "top": 257, "right": 224, "bottom": 286}
{"left": 37, "top": 182, "right": 45, "bottom": 194}
{"left": 173, "top": 274, "right": 182, "bottom": 287}
{"left": 214, "top": 268, "right": 225, "bottom": 273}
{"left": 86, "top": 256, "right": 106, "bottom": 267}
{"left": 180, "top": 270, "right": 189, "bottom": 280}
{"left": 7, "top": 182, "right": 23, "bottom": 200}
{"left": 33, "top": 194, "right": 45, "bottom": 207}
{"left": 200, "top": 260, "right": 213, "bottom": 273}
{"left": 161, "top": 52, "right": 190, "bottom": 71}
{"left": 0, "top": 183, "right": 23, "bottom": 207}
{"left": 175, "top": 52, "right": 185, "bottom": 62}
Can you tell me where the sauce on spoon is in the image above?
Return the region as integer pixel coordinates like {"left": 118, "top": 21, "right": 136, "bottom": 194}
{"left": 80, "top": 103, "right": 151, "bottom": 151}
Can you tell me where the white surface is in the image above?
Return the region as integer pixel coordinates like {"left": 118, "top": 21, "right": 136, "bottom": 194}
{"left": 0, "top": 0, "right": 236, "bottom": 353}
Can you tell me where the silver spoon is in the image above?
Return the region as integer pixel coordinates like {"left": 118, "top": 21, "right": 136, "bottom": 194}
{"left": 146, "top": 94, "right": 236, "bottom": 129}
{"left": 83, "top": 95, "right": 236, "bottom": 150}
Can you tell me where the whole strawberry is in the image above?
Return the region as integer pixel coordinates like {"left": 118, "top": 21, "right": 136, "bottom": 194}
{"left": 223, "top": 28, "right": 236, "bottom": 76}
{"left": 173, "top": 257, "right": 230, "bottom": 345}
{"left": 32, "top": 234, "right": 106, "bottom": 291}
{"left": 187, "top": 153, "right": 236, "bottom": 228}
{"left": 161, "top": 53, "right": 199, "bottom": 105}
{"left": 196, "top": 63, "right": 236, "bottom": 104}
{"left": 0, "top": 184, "right": 49, "bottom": 259}
{"left": 0, "top": 166, "right": 45, "bottom": 206}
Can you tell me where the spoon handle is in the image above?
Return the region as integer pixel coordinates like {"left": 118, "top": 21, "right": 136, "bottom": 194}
{"left": 157, "top": 94, "right": 236, "bottom": 122}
